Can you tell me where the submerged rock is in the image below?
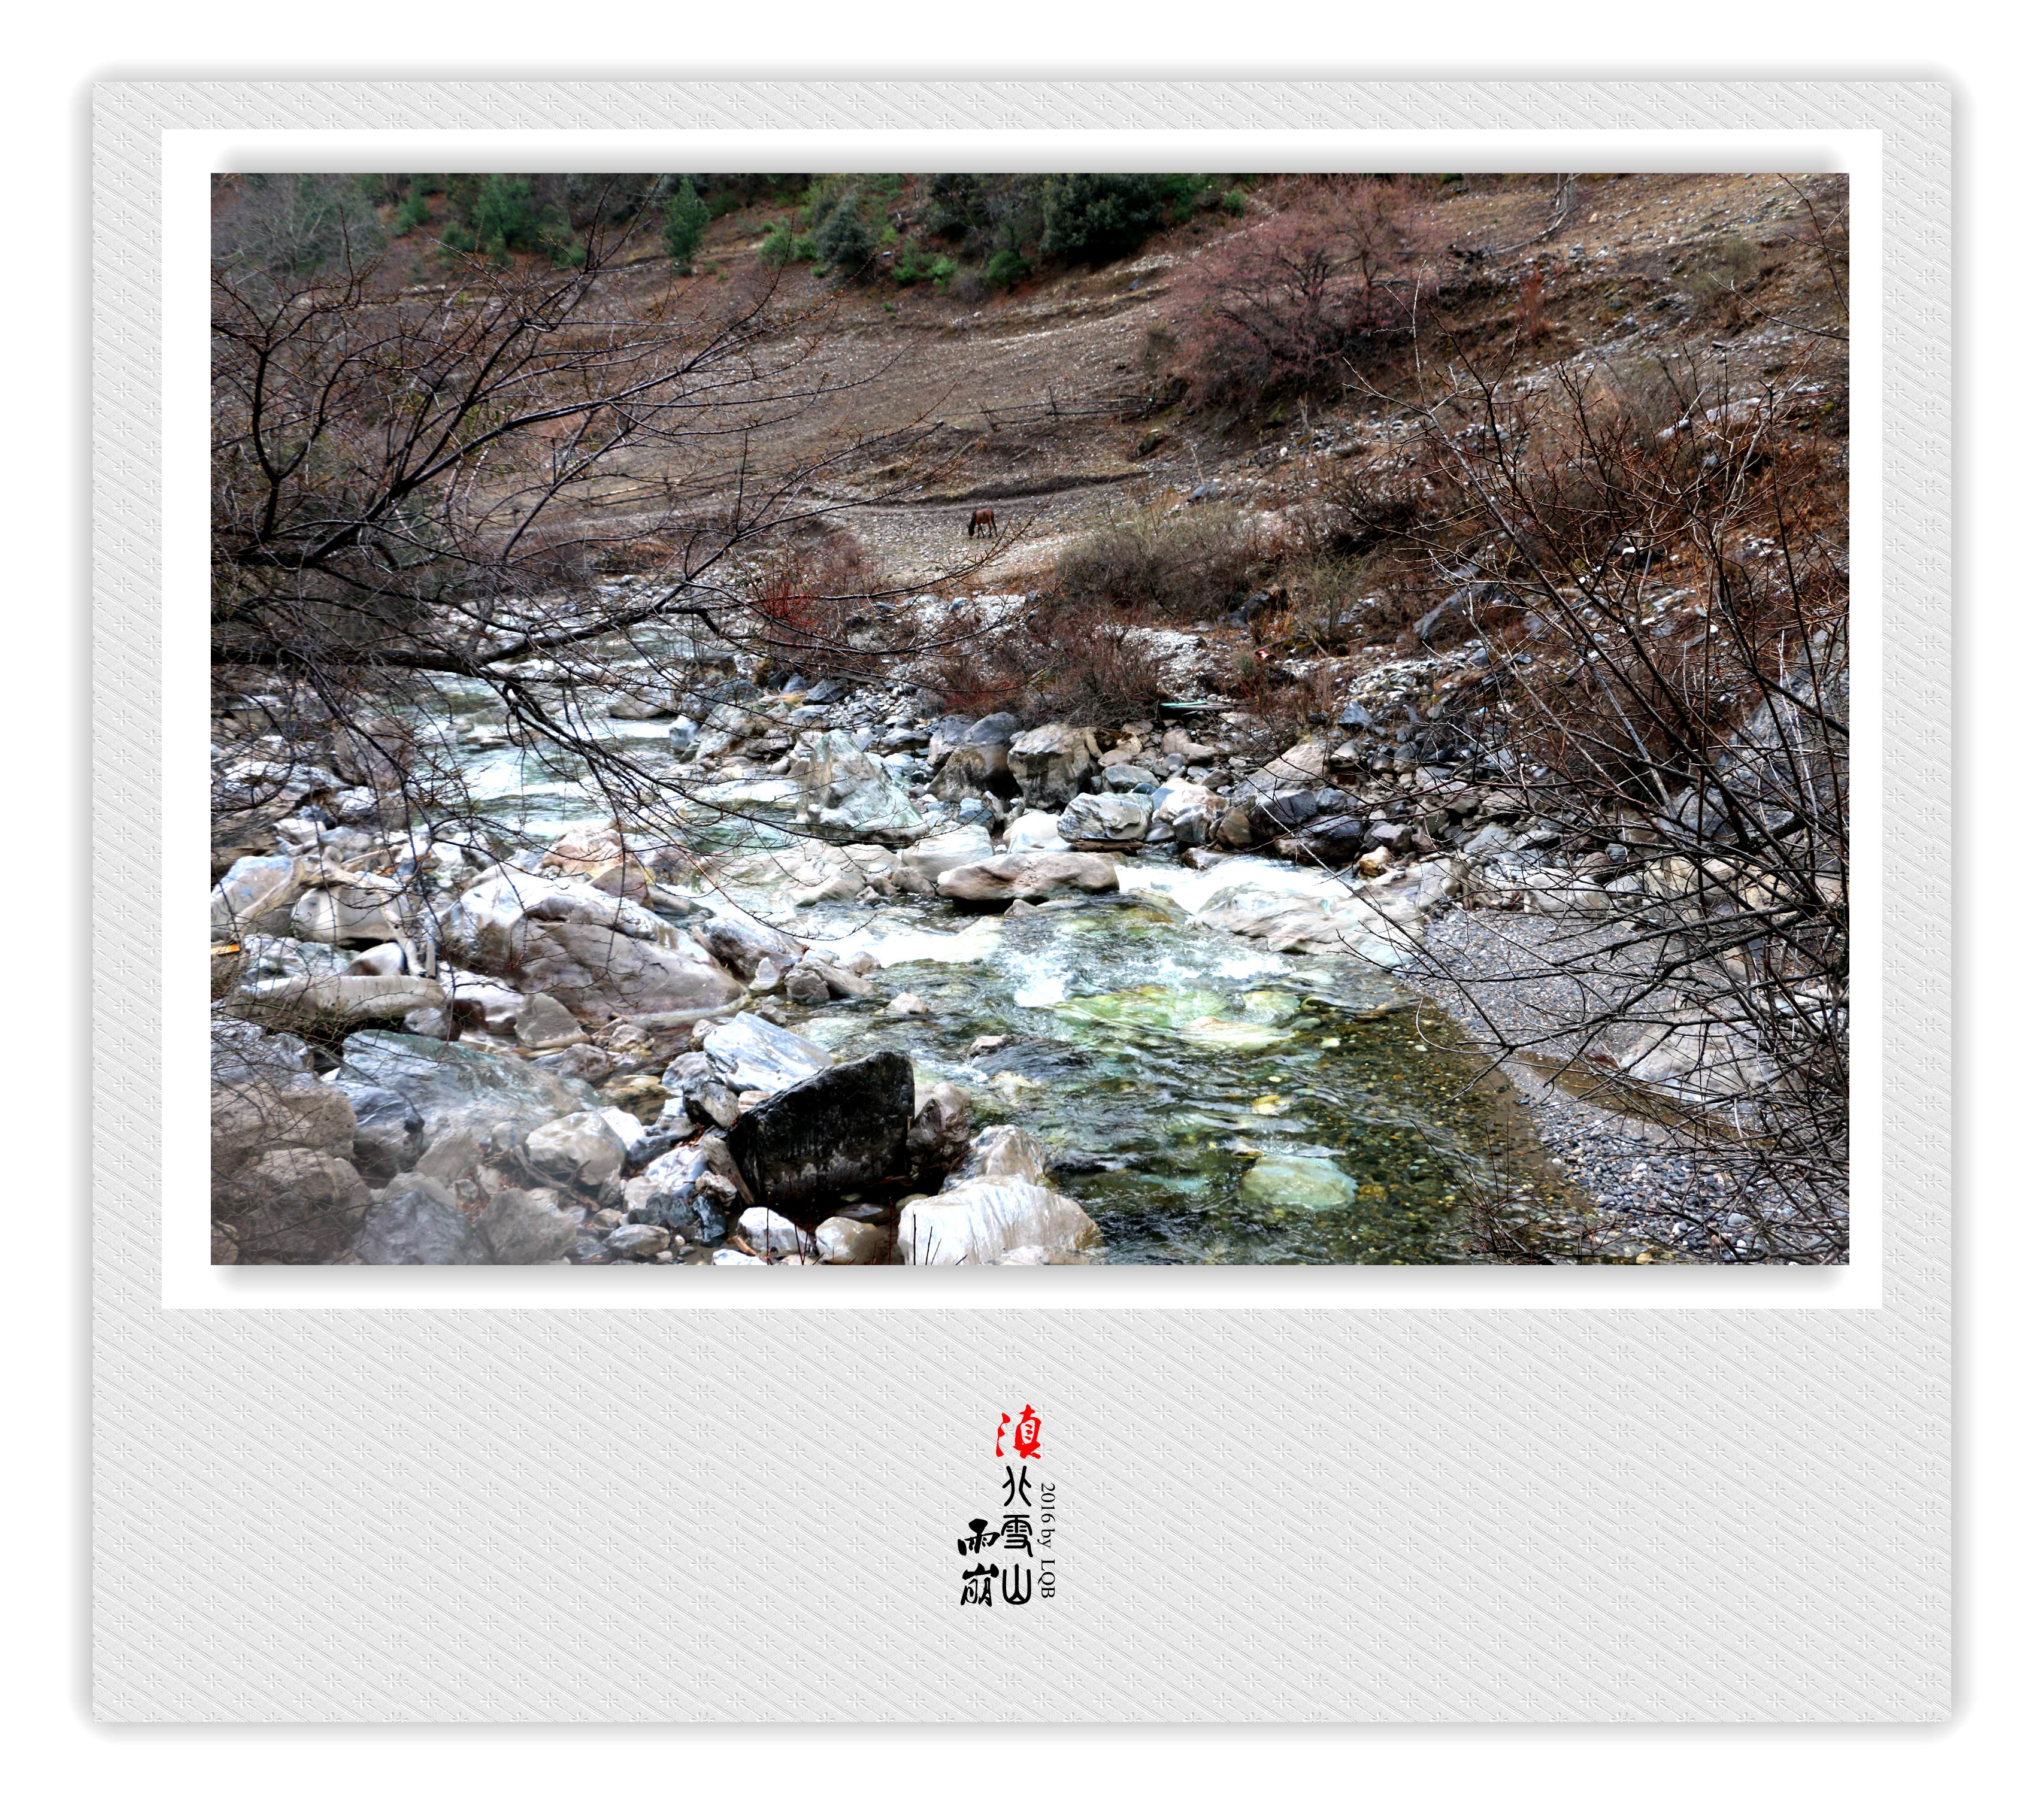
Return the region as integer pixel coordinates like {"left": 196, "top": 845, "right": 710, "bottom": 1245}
{"left": 1240, "top": 1153, "right": 1358, "bottom": 1212}
{"left": 724, "top": 1050, "right": 914, "bottom": 1227}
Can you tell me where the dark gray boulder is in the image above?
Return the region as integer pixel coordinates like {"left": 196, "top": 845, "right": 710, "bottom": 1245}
{"left": 354, "top": 1175, "right": 491, "bottom": 1265}
{"left": 335, "top": 1080, "right": 426, "bottom": 1185}
{"left": 724, "top": 1050, "right": 914, "bottom": 1227}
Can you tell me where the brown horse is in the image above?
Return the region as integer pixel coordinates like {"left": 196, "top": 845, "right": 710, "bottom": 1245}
{"left": 965, "top": 506, "right": 996, "bottom": 539}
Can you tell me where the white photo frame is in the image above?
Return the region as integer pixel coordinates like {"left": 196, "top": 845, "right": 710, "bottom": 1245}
{"left": 95, "top": 80, "right": 1949, "bottom": 1721}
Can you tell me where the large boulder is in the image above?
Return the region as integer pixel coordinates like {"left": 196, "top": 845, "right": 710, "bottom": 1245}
{"left": 1001, "top": 810, "right": 1067, "bottom": 851}
{"left": 353, "top": 1174, "right": 492, "bottom": 1265}
{"left": 695, "top": 1013, "right": 832, "bottom": 1097}
{"left": 1150, "top": 777, "right": 1228, "bottom": 847}
{"left": 897, "top": 1177, "right": 1101, "bottom": 1265}
{"left": 1237, "top": 739, "right": 1328, "bottom": 802}
{"left": 798, "top": 730, "right": 925, "bottom": 843}
{"left": 481, "top": 1187, "right": 582, "bottom": 1264}
{"left": 436, "top": 869, "right": 670, "bottom": 971}
{"left": 211, "top": 1061, "right": 356, "bottom": 1183}
{"left": 723, "top": 1050, "right": 914, "bottom": 1227}
{"left": 1056, "top": 793, "right": 1151, "bottom": 847}
{"left": 1007, "top": 724, "right": 1094, "bottom": 808}
{"left": 691, "top": 912, "right": 805, "bottom": 981}
{"left": 332, "top": 1080, "right": 426, "bottom": 1185}
{"left": 498, "top": 918, "right": 743, "bottom": 1021}
{"left": 929, "top": 740, "right": 1011, "bottom": 802}
{"left": 210, "top": 855, "right": 306, "bottom": 941}
{"left": 214, "top": 1146, "right": 374, "bottom": 1265}
{"left": 523, "top": 1110, "right": 628, "bottom": 1191}
{"left": 897, "top": 822, "right": 996, "bottom": 884}
{"left": 290, "top": 871, "right": 411, "bottom": 945}
{"left": 935, "top": 850, "right": 1120, "bottom": 904}
{"left": 226, "top": 972, "right": 447, "bottom": 1035}
{"left": 1191, "top": 878, "right": 1421, "bottom": 965}
{"left": 336, "top": 1030, "right": 601, "bottom": 1147}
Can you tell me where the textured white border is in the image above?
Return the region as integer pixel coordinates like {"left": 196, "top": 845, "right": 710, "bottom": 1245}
{"left": 162, "top": 125, "right": 1883, "bottom": 1308}
{"left": 96, "top": 81, "right": 1948, "bottom": 1724}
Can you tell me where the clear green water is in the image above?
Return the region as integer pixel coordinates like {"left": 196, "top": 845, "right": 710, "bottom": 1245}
{"left": 417, "top": 677, "right": 1592, "bottom": 1265}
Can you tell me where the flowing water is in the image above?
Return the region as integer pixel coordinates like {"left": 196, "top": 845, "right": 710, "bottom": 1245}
{"left": 414, "top": 676, "right": 1594, "bottom": 1265}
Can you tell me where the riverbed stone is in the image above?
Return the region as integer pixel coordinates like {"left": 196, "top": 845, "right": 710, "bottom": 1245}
{"left": 1240, "top": 1153, "right": 1358, "bottom": 1212}
{"left": 1007, "top": 723, "right": 1094, "bottom": 807}
{"left": 814, "top": 1216, "right": 890, "bottom": 1265}
{"left": 333, "top": 1080, "right": 425, "bottom": 1185}
{"left": 935, "top": 850, "right": 1120, "bottom": 903}
{"left": 724, "top": 1050, "right": 914, "bottom": 1227}
{"left": 897, "top": 821, "right": 997, "bottom": 884}
{"left": 354, "top": 1174, "right": 491, "bottom": 1265}
{"left": 337, "top": 1030, "right": 602, "bottom": 1147}
{"left": 215, "top": 1145, "right": 374, "bottom": 1265}
{"left": 523, "top": 1109, "right": 628, "bottom": 1190}
{"left": 1056, "top": 792, "right": 1151, "bottom": 846}
{"left": 210, "top": 854, "right": 305, "bottom": 941}
{"left": 695, "top": 1012, "right": 832, "bottom": 1097}
{"left": 897, "top": 1177, "right": 1101, "bottom": 1265}
{"left": 1001, "top": 810, "right": 1067, "bottom": 851}
{"left": 480, "top": 1186, "right": 582, "bottom": 1263}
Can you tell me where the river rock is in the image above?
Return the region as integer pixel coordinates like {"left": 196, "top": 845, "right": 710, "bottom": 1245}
{"left": 211, "top": 1059, "right": 355, "bottom": 1182}
{"left": 633, "top": 1138, "right": 747, "bottom": 1242}
{"left": 290, "top": 871, "right": 410, "bottom": 945}
{"left": 214, "top": 1145, "right": 374, "bottom": 1264}
{"left": 897, "top": 1177, "right": 1101, "bottom": 1265}
{"left": 513, "top": 991, "right": 585, "bottom": 1048}
{"left": 800, "top": 730, "right": 926, "bottom": 843}
{"left": 337, "top": 1030, "right": 602, "bottom": 1147}
{"left": 1240, "top": 1153, "right": 1358, "bottom": 1212}
{"left": 333, "top": 1080, "right": 425, "bottom": 1185}
{"left": 353, "top": 1174, "right": 491, "bottom": 1265}
{"left": 935, "top": 850, "right": 1119, "bottom": 903}
{"left": 1056, "top": 793, "right": 1151, "bottom": 846}
{"left": 210, "top": 855, "right": 305, "bottom": 941}
{"left": 695, "top": 1013, "right": 832, "bottom": 1097}
{"left": 1150, "top": 777, "right": 1228, "bottom": 847}
{"left": 605, "top": 1223, "right": 671, "bottom": 1260}
{"left": 906, "top": 1081, "right": 973, "bottom": 1181}
{"left": 1238, "top": 739, "right": 1328, "bottom": 801}
{"left": 814, "top": 1216, "right": 889, "bottom": 1265}
{"left": 481, "top": 1186, "right": 582, "bottom": 1264}
{"left": 692, "top": 912, "right": 805, "bottom": 980}
{"left": 1007, "top": 724, "right": 1094, "bottom": 807}
{"left": 229, "top": 972, "right": 447, "bottom": 1035}
{"left": 929, "top": 740, "right": 1011, "bottom": 801}
{"left": 958, "top": 1123, "right": 1051, "bottom": 1184}
{"left": 523, "top": 1109, "right": 628, "bottom": 1190}
{"left": 1001, "top": 810, "right": 1067, "bottom": 851}
{"left": 1190, "top": 878, "right": 1421, "bottom": 965}
{"left": 736, "top": 1205, "right": 809, "bottom": 1256}
{"left": 512, "top": 920, "right": 743, "bottom": 1021}
{"left": 661, "top": 1051, "right": 742, "bottom": 1129}
{"left": 897, "top": 822, "right": 997, "bottom": 884}
{"left": 723, "top": 1050, "right": 914, "bottom": 1226}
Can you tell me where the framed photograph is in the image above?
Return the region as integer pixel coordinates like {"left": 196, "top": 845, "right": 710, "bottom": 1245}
{"left": 93, "top": 78, "right": 1949, "bottom": 1719}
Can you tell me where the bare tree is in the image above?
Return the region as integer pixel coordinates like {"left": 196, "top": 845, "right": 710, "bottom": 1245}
{"left": 1350, "top": 300, "right": 1851, "bottom": 1259}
